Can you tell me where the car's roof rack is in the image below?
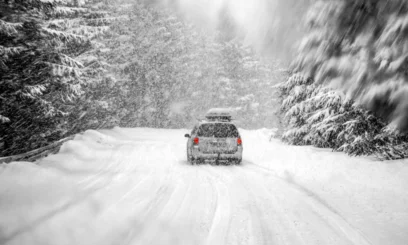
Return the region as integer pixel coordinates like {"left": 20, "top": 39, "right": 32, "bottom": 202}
{"left": 205, "top": 116, "right": 232, "bottom": 122}
{"left": 197, "top": 118, "right": 234, "bottom": 123}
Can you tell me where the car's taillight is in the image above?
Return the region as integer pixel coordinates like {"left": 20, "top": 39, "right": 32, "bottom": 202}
{"left": 193, "top": 137, "right": 199, "bottom": 145}
{"left": 237, "top": 138, "right": 242, "bottom": 145}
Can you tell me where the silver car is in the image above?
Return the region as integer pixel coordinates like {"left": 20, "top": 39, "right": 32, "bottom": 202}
{"left": 185, "top": 119, "right": 243, "bottom": 165}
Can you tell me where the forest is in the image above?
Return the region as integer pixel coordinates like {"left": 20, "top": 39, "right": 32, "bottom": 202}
{"left": 0, "top": 0, "right": 282, "bottom": 156}
{"left": 1, "top": 0, "right": 408, "bottom": 160}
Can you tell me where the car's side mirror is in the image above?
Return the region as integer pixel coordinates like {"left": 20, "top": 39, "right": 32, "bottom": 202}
{"left": 184, "top": 134, "right": 191, "bottom": 138}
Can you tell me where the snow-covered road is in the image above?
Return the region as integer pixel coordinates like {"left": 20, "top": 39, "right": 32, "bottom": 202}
{"left": 1, "top": 128, "right": 408, "bottom": 245}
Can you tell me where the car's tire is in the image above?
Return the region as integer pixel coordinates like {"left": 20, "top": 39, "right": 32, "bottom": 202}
{"left": 187, "top": 148, "right": 190, "bottom": 162}
{"left": 187, "top": 149, "right": 196, "bottom": 165}
{"left": 189, "top": 155, "right": 201, "bottom": 165}
{"left": 187, "top": 153, "right": 191, "bottom": 164}
{"left": 187, "top": 153, "right": 195, "bottom": 165}
{"left": 234, "top": 159, "right": 242, "bottom": 165}
{"left": 193, "top": 158, "right": 204, "bottom": 165}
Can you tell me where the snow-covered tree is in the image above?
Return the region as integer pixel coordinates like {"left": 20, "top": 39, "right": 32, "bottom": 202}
{"left": 294, "top": 0, "right": 408, "bottom": 132}
{"left": 91, "top": 1, "right": 282, "bottom": 130}
{"left": 278, "top": 0, "right": 408, "bottom": 160}
{"left": 0, "top": 0, "right": 109, "bottom": 155}
{"left": 280, "top": 74, "right": 408, "bottom": 160}
{"left": 0, "top": 0, "right": 284, "bottom": 156}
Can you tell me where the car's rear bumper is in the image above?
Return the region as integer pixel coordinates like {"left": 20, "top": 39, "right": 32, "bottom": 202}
{"left": 191, "top": 147, "right": 242, "bottom": 160}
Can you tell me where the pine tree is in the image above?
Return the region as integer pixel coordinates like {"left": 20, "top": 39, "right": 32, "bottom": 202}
{"left": 0, "top": 0, "right": 108, "bottom": 155}
{"left": 294, "top": 0, "right": 408, "bottom": 132}
{"left": 278, "top": 0, "right": 408, "bottom": 160}
{"left": 280, "top": 74, "right": 408, "bottom": 160}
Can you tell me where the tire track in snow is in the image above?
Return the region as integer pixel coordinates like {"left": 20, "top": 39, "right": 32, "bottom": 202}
{"left": 243, "top": 161, "right": 373, "bottom": 245}
{"left": 245, "top": 168, "right": 309, "bottom": 245}
{"left": 94, "top": 144, "right": 177, "bottom": 245}
{"left": 233, "top": 165, "right": 300, "bottom": 245}
{"left": 103, "top": 166, "right": 155, "bottom": 213}
{"left": 121, "top": 144, "right": 182, "bottom": 245}
{"left": 186, "top": 167, "right": 220, "bottom": 244}
{"left": 202, "top": 165, "right": 284, "bottom": 245}
{"left": 201, "top": 165, "right": 232, "bottom": 245}
{"left": 76, "top": 142, "right": 139, "bottom": 193}
{"left": 137, "top": 168, "right": 196, "bottom": 245}
{"left": 143, "top": 165, "right": 204, "bottom": 245}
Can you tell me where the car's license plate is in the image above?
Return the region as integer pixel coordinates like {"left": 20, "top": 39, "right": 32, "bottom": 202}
{"left": 211, "top": 142, "right": 225, "bottom": 147}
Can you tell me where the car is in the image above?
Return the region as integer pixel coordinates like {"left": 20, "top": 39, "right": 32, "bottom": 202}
{"left": 184, "top": 109, "right": 243, "bottom": 165}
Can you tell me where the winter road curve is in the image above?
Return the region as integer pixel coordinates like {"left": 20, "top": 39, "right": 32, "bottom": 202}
{"left": 1, "top": 128, "right": 407, "bottom": 245}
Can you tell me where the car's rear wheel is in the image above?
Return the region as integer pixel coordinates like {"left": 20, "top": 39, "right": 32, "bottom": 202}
{"left": 187, "top": 150, "right": 194, "bottom": 165}
{"left": 187, "top": 148, "right": 196, "bottom": 165}
{"left": 188, "top": 154, "right": 200, "bottom": 165}
{"left": 234, "top": 159, "right": 242, "bottom": 165}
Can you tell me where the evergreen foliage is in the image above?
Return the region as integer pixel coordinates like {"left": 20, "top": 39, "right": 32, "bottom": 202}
{"left": 279, "top": 0, "right": 408, "bottom": 160}
{"left": 82, "top": 1, "right": 281, "bottom": 130}
{"left": 1, "top": 0, "right": 283, "bottom": 156}
{"left": 0, "top": 0, "right": 109, "bottom": 155}
{"left": 294, "top": 0, "right": 408, "bottom": 132}
{"left": 280, "top": 74, "right": 408, "bottom": 160}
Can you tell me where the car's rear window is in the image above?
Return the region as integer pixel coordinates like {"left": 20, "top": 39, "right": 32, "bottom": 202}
{"left": 197, "top": 123, "right": 239, "bottom": 138}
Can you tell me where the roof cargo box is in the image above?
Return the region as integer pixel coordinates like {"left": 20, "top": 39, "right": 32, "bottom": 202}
{"left": 205, "top": 108, "right": 233, "bottom": 121}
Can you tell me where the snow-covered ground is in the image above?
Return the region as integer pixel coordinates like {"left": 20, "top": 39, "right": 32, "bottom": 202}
{"left": 0, "top": 128, "right": 407, "bottom": 245}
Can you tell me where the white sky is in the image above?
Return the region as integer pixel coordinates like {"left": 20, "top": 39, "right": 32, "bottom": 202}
{"left": 159, "top": 0, "right": 307, "bottom": 63}
{"left": 167, "top": 0, "right": 272, "bottom": 32}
